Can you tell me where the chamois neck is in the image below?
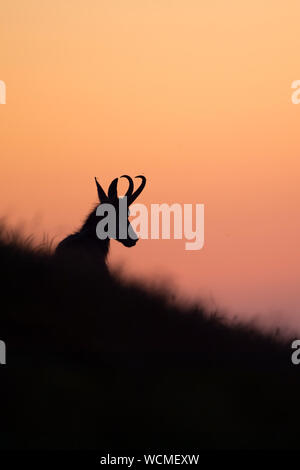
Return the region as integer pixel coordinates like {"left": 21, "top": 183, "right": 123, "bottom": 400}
{"left": 80, "top": 203, "right": 110, "bottom": 258}
{"left": 80, "top": 204, "right": 99, "bottom": 234}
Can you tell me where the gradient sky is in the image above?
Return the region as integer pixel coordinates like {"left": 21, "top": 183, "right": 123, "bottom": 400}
{"left": 1, "top": 1, "right": 300, "bottom": 330}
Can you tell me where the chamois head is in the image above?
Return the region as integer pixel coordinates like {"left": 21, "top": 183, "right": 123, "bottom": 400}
{"left": 95, "top": 175, "right": 146, "bottom": 248}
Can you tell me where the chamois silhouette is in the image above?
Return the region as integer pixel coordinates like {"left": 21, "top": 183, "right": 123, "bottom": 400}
{"left": 0, "top": 213, "right": 298, "bottom": 450}
{"left": 55, "top": 175, "right": 146, "bottom": 271}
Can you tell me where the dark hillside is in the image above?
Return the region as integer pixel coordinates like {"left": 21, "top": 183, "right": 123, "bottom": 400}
{"left": 0, "top": 225, "right": 298, "bottom": 450}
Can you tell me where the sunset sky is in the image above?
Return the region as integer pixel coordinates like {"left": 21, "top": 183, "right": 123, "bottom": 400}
{"left": 1, "top": 1, "right": 299, "bottom": 330}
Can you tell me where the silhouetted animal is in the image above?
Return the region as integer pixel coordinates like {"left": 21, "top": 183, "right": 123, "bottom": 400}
{"left": 0, "top": 220, "right": 298, "bottom": 451}
{"left": 55, "top": 175, "right": 146, "bottom": 271}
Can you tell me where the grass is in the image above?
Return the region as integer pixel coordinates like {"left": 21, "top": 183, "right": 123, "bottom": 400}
{"left": 0, "top": 223, "right": 299, "bottom": 450}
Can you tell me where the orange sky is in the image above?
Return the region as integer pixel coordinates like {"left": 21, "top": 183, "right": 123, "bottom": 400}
{"left": 1, "top": 1, "right": 300, "bottom": 330}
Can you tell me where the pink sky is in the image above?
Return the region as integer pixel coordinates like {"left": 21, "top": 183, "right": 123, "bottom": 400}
{"left": 1, "top": 1, "right": 300, "bottom": 332}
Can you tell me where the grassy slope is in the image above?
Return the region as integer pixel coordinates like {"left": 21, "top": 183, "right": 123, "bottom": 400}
{"left": 0, "top": 226, "right": 299, "bottom": 450}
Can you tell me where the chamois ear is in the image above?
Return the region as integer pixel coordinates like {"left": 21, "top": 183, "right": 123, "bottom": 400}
{"left": 95, "top": 177, "right": 108, "bottom": 203}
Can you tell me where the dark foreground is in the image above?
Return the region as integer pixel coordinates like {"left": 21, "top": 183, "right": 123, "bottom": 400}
{"left": 0, "top": 226, "right": 299, "bottom": 450}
